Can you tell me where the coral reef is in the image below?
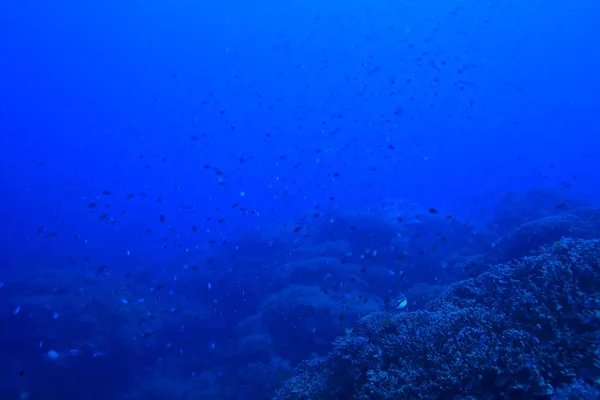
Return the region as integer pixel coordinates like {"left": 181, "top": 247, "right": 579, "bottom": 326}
{"left": 274, "top": 238, "right": 600, "bottom": 399}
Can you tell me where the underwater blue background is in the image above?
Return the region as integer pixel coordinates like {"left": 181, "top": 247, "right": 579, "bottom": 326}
{"left": 1, "top": 0, "right": 600, "bottom": 399}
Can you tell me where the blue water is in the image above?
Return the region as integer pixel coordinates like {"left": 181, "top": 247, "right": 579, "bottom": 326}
{"left": 1, "top": 0, "right": 599, "bottom": 399}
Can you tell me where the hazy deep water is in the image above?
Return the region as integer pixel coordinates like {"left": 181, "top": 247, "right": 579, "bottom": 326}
{"left": 1, "top": 0, "right": 599, "bottom": 399}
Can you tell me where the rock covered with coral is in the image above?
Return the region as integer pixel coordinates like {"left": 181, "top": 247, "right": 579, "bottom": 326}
{"left": 274, "top": 237, "right": 600, "bottom": 399}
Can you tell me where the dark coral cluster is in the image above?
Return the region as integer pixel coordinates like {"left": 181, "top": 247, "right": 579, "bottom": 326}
{"left": 454, "top": 206, "right": 600, "bottom": 282}
{"left": 3, "top": 190, "right": 599, "bottom": 399}
{"left": 274, "top": 238, "right": 600, "bottom": 399}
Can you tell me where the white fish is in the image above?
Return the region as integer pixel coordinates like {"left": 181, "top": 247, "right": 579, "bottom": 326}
{"left": 396, "top": 292, "right": 408, "bottom": 309}
{"left": 396, "top": 298, "right": 408, "bottom": 309}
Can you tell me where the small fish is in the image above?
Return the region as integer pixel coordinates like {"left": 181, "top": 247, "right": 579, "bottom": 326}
{"left": 554, "top": 203, "right": 567, "bottom": 210}
{"left": 120, "top": 298, "right": 128, "bottom": 304}
{"left": 396, "top": 299, "right": 408, "bottom": 309}
{"left": 396, "top": 292, "right": 408, "bottom": 309}
{"left": 14, "top": 305, "right": 21, "bottom": 315}
{"left": 208, "top": 282, "right": 212, "bottom": 289}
